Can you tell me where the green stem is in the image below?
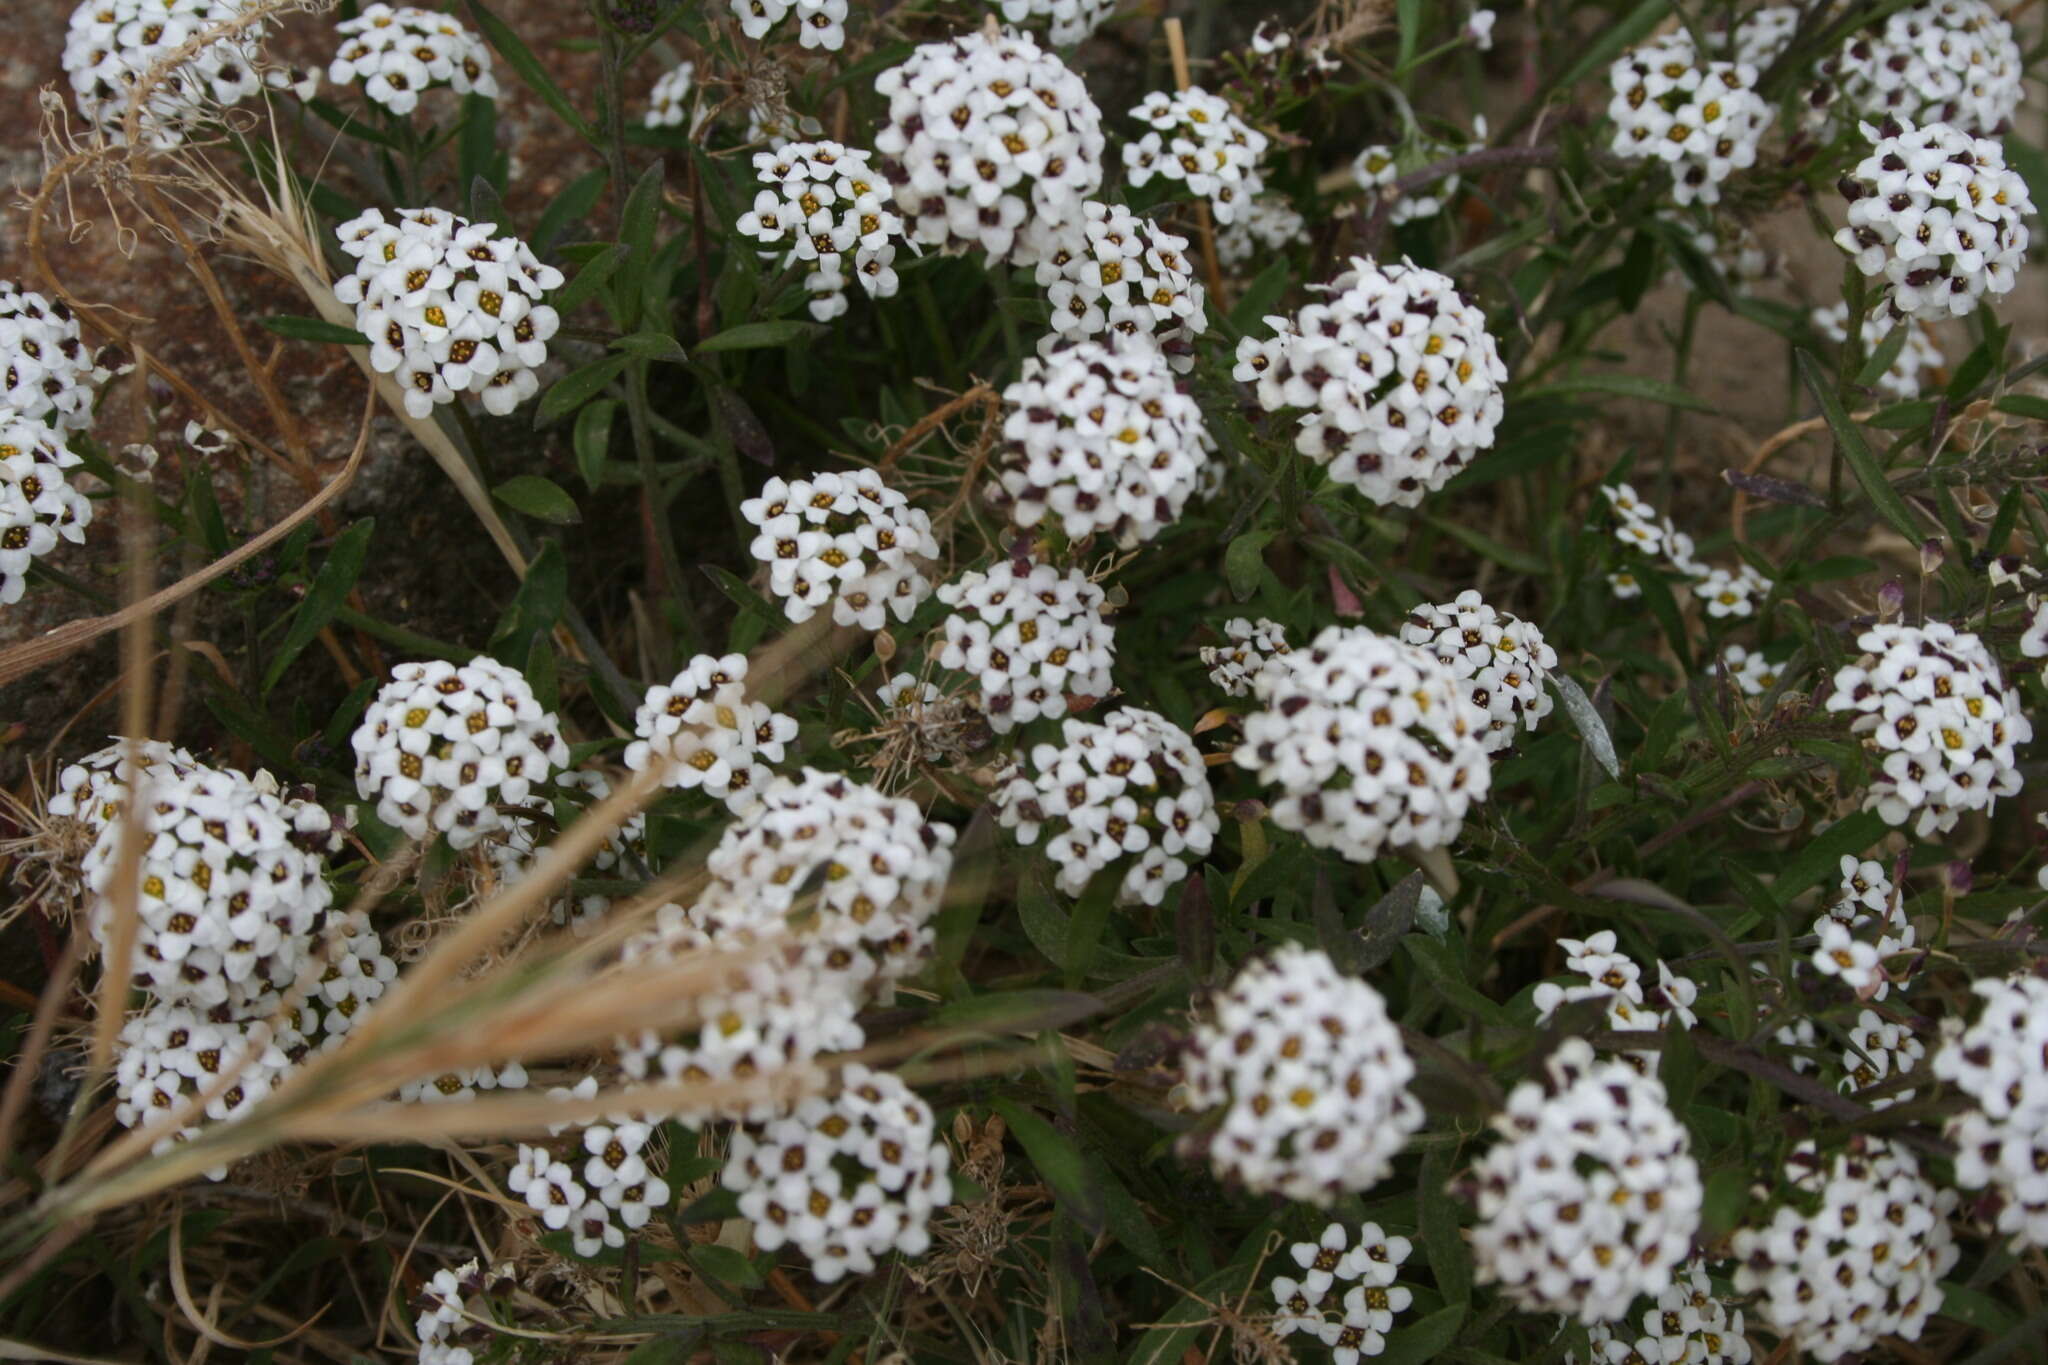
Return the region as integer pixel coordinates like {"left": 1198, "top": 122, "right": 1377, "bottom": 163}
{"left": 330, "top": 604, "right": 470, "bottom": 660}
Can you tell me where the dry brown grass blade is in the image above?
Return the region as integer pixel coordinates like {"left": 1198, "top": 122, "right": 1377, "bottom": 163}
{"left": 0, "top": 386, "right": 376, "bottom": 689}
{"left": 168, "top": 1203, "right": 330, "bottom": 1350}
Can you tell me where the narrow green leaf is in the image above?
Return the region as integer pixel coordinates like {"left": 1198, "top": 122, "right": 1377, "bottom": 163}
{"left": 493, "top": 474, "right": 582, "bottom": 525}
{"left": 490, "top": 540, "right": 568, "bottom": 668}
{"left": 611, "top": 330, "right": 688, "bottom": 361}
{"left": 1123, "top": 1253, "right": 1266, "bottom": 1365}
{"left": 1853, "top": 321, "right": 1910, "bottom": 389}
{"left": 574, "top": 398, "right": 619, "bottom": 492}
{"left": 687, "top": 1243, "right": 763, "bottom": 1288}
{"left": 696, "top": 319, "right": 827, "bottom": 353}
{"left": 463, "top": 0, "right": 594, "bottom": 140}
{"left": 1225, "top": 529, "right": 1275, "bottom": 601}
{"left": 1548, "top": 0, "right": 1669, "bottom": 92}
{"left": 1550, "top": 674, "right": 1619, "bottom": 778}
{"left": 931, "top": 989, "right": 1100, "bottom": 1033}
{"left": 1772, "top": 808, "right": 1886, "bottom": 905}
{"left": 1064, "top": 871, "right": 1120, "bottom": 988}
{"left": 700, "top": 564, "right": 786, "bottom": 627}
{"left": 615, "top": 159, "right": 667, "bottom": 332}
{"left": 1379, "top": 1306, "right": 1467, "bottom": 1365}
{"left": 1228, "top": 257, "right": 1292, "bottom": 335}
{"left": 1422, "top": 514, "right": 1547, "bottom": 575}
{"left": 548, "top": 241, "right": 631, "bottom": 315}
{"left": 1996, "top": 394, "right": 2048, "bottom": 422}
{"left": 991, "top": 1100, "right": 1104, "bottom": 1234}
{"left": 536, "top": 353, "right": 631, "bottom": 426}
{"left": 1420, "top": 1142, "right": 1472, "bottom": 1304}
{"left": 1396, "top": 0, "right": 1423, "bottom": 71}
{"left": 1517, "top": 372, "right": 1714, "bottom": 412}
{"left": 260, "top": 315, "right": 368, "bottom": 347}
{"left": 263, "top": 520, "right": 373, "bottom": 693}
{"left": 533, "top": 168, "right": 607, "bottom": 257}
{"left": 1795, "top": 348, "right": 1923, "bottom": 542}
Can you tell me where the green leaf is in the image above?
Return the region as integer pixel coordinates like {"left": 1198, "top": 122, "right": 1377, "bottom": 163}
{"left": 1225, "top": 529, "right": 1275, "bottom": 601}
{"left": 463, "top": 0, "right": 594, "bottom": 140}
{"left": 536, "top": 353, "right": 631, "bottom": 427}
{"left": 1995, "top": 394, "right": 2048, "bottom": 423}
{"left": 549, "top": 241, "right": 631, "bottom": 315}
{"left": 1064, "top": 870, "right": 1120, "bottom": 988}
{"left": 991, "top": 1100, "right": 1104, "bottom": 1234}
{"left": 1228, "top": 257, "right": 1292, "bottom": 335}
{"left": 260, "top": 315, "right": 368, "bottom": 347}
{"left": 1396, "top": 0, "right": 1423, "bottom": 71}
{"left": 1379, "top": 1306, "right": 1467, "bottom": 1365}
{"left": 573, "top": 398, "right": 619, "bottom": 492}
{"left": 1853, "top": 321, "right": 1910, "bottom": 389}
{"left": 1406, "top": 934, "right": 1508, "bottom": 1024}
{"left": 1796, "top": 348, "right": 1923, "bottom": 543}
{"left": 1122, "top": 1250, "right": 1265, "bottom": 1365}
{"left": 493, "top": 474, "right": 582, "bottom": 525}
{"left": 1699, "top": 1164, "right": 1748, "bottom": 1242}
{"left": 533, "top": 168, "right": 607, "bottom": 257}
{"left": 1516, "top": 372, "right": 1713, "bottom": 412}
{"left": 1422, "top": 513, "right": 1547, "bottom": 575}
{"left": 611, "top": 330, "right": 688, "bottom": 361}
{"left": 696, "top": 319, "right": 827, "bottom": 353}
{"left": 615, "top": 160, "right": 667, "bottom": 332}
{"left": 930, "top": 989, "right": 1100, "bottom": 1034}
{"left": 1420, "top": 1142, "right": 1472, "bottom": 1304}
{"left": 700, "top": 564, "right": 786, "bottom": 627}
{"left": 1772, "top": 808, "right": 1886, "bottom": 905}
{"left": 489, "top": 540, "right": 568, "bottom": 668}
{"left": 2004, "top": 135, "right": 2048, "bottom": 217}
{"left": 1549, "top": 674, "right": 1619, "bottom": 779}
{"left": 263, "top": 519, "right": 373, "bottom": 694}
{"left": 1548, "top": 0, "right": 1669, "bottom": 92}
{"left": 687, "top": 1243, "right": 763, "bottom": 1289}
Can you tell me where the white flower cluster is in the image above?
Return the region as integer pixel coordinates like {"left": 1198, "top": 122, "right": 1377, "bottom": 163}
{"left": 625, "top": 652, "right": 798, "bottom": 814}
{"left": 1812, "top": 302, "right": 1943, "bottom": 399}
{"left": 1123, "top": 87, "right": 1269, "bottom": 225}
{"left": 1677, "top": 217, "right": 1777, "bottom": 289}
{"left": 722, "top": 1066, "right": 951, "bottom": 1282}
{"left": 730, "top": 0, "right": 848, "bottom": 52}
{"left": 1835, "top": 117, "right": 2034, "bottom": 323}
{"left": 399, "top": 1059, "right": 528, "bottom": 1106}
{"left": 1233, "top": 625, "right": 1492, "bottom": 864}
{"left": 1597, "top": 483, "right": 1729, "bottom": 603}
{"left": 1268, "top": 1222, "right": 1416, "bottom": 1359}
{"left": 993, "top": 706, "right": 1217, "bottom": 906}
{"left": 55, "top": 743, "right": 344, "bottom": 1013}
{"left": 485, "top": 767, "right": 649, "bottom": 936}
{"left": 1825, "top": 620, "right": 2029, "bottom": 836}
{"left": 737, "top": 141, "right": 908, "bottom": 323}
{"left": 1839, "top": 1008, "right": 1923, "bottom": 1109}
{"left": 1728, "top": 4, "right": 1798, "bottom": 68}
{"left": 1808, "top": 854, "right": 1916, "bottom": 1000}
{"left": 996, "top": 0, "right": 1118, "bottom": 46}
{"left": 1218, "top": 196, "right": 1308, "bottom": 268}
{"left": 1716, "top": 642, "right": 1784, "bottom": 698}
{"left": 1180, "top": 944, "right": 1422, "bottom": 1203}
{"left": 329, "top": 5, "right": 496, "bottom": 117}
{"left": 671, "top": 768, "right": 958, "bottom": 993}
{"left": 741, "top": 467, "right": 940, "bottom": 630}
{"left": 1031, "top": 202, "right": 1206, "bottom": 364}
{"left": 1607, "top": 33, "right": 1772, "bottom": 206}
{"left": 113, "top": 1006, "right": 297, "bottom": 1172}
{"left": 332, "top": 207, "right": 564, "bottom": 419}
{"left": 1934, "top": 971, "right": 2048, "bottom": 1248}
{"left": 0, "top": 410, "right": 94, "bottom": 607}
{"left": 873, "top": 28, "right": 1105, "bottom": 265}
{"left": 1530, "top": 930, "right": 1699, "bottom": 1071}
{"left": 933, "top": 561, "right": 1116, "bottom": 732}
{"left": 1398, "top": 590, "right": 1557, "bottom": 754}
{"left": 62, "top": 0, "right": 294, "bottom": 149}
{"left": 351, "top": 656, "right": 570, "bottom": 851}
{"left": 1732, "top": 1138, "right": 1957, "bottom": 1361}
{"left": 643, "top": 62, "right": 696, "bottom": 128}
{"left": 1, "top": 280, "right": 125, "bottom": 434}
{"left": 1201, "top": 617, "right": 1291, "bottom": 698}
{"left": 1469, "top": 1037, "right": 1702, "bottom": 1324}
{"left": 509, "top": 1112, "right": 670, "bottom": 1258}
{"left": 1828, "top": 0, "right": 2022, "bottom": 136}
{"left": 994, "top": 335, "right": 1213, "bottom": 546}
{"left": 1235, "top": 257, "right": 1508, "bottom": 509}
{"left": 1694, "top": 563, "right": 1770, "bottom": 620}
{"left": 1578, "top": 1259, "right": 1754, "bottom": 1365}
{"left": 414, "top": 1259, "right": 512, "bottom": 1365}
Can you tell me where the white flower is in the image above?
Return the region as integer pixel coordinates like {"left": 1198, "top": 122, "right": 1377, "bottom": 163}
{"left": 1934, "top": 972, "right": 2048, "bottom": 1248}
{"left": 1581, "top": 1258, "right": 1754, "bottom": 1365}
{"left": 1181, "top": 944, "right": 1422, "bottom": 1203}
{"left": 1467, "top": 9, "right": 1496, "bottom": 48}
{"left": 1834, "top": 117, "right": 2034, "bottom": 323}
{"left": 1398, "top": 590, "right": 1559, "bottom": 753}
{"left": 933, "top": 561, "right": 1115, "bottom": 732}
{"left": 1606, "top": 570, "right": 1643, "bottom": 600}
{"left": 997, "top": 0, "right": 1118, "bottom": 46}
{"left": 1716, "top": 643, "right": 1781, "bottom": 697}
{"left": 112, "top": 1003, "right": 300, "bottom": 1173}
{"left": 722, "top": 1066, "right": 949, "bottom": 1281}
{"left": 737, "top": 141, "right": 908, "bottom": 322}
{"left": 1201, "top": 617, "right": 1292, "bottom": 698}
{"left": 2020, "top": 597, "right": 2048, "bottom": 658}
{"left": 1468, "top": 1038, "right": 1701, "bottom": 1323}
{"left": 1268, "top": 1274, "right": 1329, "bottom": 1338}
{"left": 624, "top": 653, "right": 797, "bottom": 814}
{"left": 740, "top": 467, "right": 940, "bottom": 629}
{"left": 643, "top": 62, "right": 697, "bottom": 128}
{"left": 1607, "top": 33, "right": 1773, "bottom": 206}
{"left": 1233, "top": 625, "right": 1493, "bottom": 865}
{"left": 1732, "top": 1138, "right": 1958, "bottom": 1361}
{"left": 329, "top": 6, "right": 496, "bottom": 116}
{"left": 332, "top": 208, "right": 562, "bottom": 418}
{"left": 1824, "top": 1, "right": 2022, "bottom": 136}
{"left": 1028, "top": 202, "right": 1207, "bottom": 367}
{"left": 350, "top": 656, "right": 569, "bottom": 851}
{"left": 873, "top": 27, "right": 1105, "bottom": 264}
{"left": 1694, "top": 564, "right": 1769, "bottom": 619}
{"left": 62, "top": 0, "right": 292, "bottom": 149}
{"left": 994, "top": 333, "right": 1214, "bottom": 545}
{"left": 1235, "top": 257, "right": 1508, "bottom": 509}
{"left": 1122, "top": 87, "right": 1269, "bottom": 225}
{"left": 0, "top": 409, "right": 94, "bottom": 608}
{"left": 993, "top": 707, "right": 1217, "bottom": 905}
{"left": 1, "top": 281, "right": 127, "bottom": 436}
{"left": 1839, "top": 1008, "right": 1923, "bottom": 1108}
{"left": 1824, "top": 620, "right": 2030, "bottom": 836}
